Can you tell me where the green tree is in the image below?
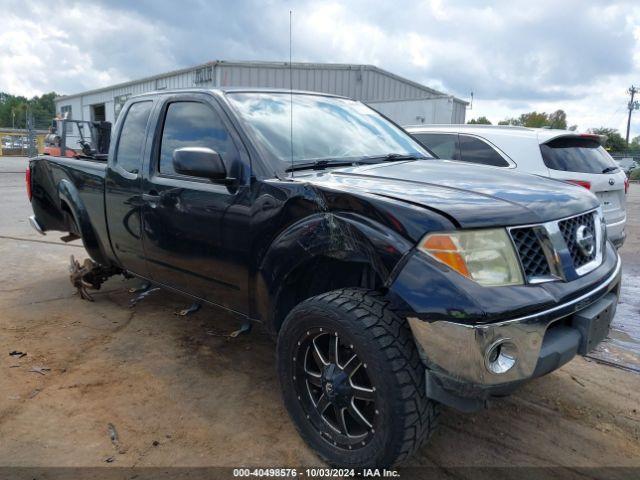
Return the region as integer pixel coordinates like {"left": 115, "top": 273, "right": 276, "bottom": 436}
{"left": 497, "top": 110, "right": 568, "bottom": 129}
{"left": 0, "top": 93, "right": 26, "bottom": 128}
{"left": 588, "top": 127, "right": 626, "bottom": 152}
{"left": 547, "top": 110, "right": 567, "bottom": 129}
{"left": 0, "top": 91, "right": 57, "bottom": 129}
{"left": 467, "top": 116, "right": 492, "bottom": 125}
{"left": 629, "top": 135, "right": 640, "bottom": 150}
{"left": 518, "top": 111, "right": 549, "bottom": 128}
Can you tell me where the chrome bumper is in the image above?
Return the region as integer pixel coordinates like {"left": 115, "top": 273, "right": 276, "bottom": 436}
{"left": 407, "top": 254, "right": 622, "bottom": 386}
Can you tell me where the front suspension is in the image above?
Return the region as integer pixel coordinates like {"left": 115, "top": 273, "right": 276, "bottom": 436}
{"left": 69, "top": 255, "right": 123, "bottom": 301}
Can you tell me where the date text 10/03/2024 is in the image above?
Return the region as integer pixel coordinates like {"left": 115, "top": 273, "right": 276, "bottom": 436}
{"left": 232, "top": 468, "right": 400, "bottom": 477}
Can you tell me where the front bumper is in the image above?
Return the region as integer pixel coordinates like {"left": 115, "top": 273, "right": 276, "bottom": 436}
{"left": 389, "top": 243, "right": 622, "bottom": 408}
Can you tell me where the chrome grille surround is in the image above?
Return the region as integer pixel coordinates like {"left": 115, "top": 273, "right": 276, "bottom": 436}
{"left": 508, "top": 208, "right": 605, "bottom": 283}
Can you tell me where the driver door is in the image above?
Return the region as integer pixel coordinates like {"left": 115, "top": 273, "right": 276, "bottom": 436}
{"left": 140, "top": 94, "right": 251, "bottom": 313}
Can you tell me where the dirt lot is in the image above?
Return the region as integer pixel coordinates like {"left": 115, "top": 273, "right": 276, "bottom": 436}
{"left": 1, "top": 156, "right": 639, "bottom": 473}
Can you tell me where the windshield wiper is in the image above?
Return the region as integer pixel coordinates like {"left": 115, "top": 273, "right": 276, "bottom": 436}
{"left": 285, "top": 159, "right": 357, "bottom": 172}
{"left": 602, "top": 166, "right": 619, "bottom": 174}
{"left": 359, "top": 153, "right": 427, "bottom": 163}
{"left": 285, "top": 154, "right": 427, "bottom": 172}
{"left": 376, "top": 153, "right": 424, "bottom": 161}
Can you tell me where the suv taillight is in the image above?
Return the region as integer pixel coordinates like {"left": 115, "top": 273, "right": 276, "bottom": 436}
{"left": 625, "top": 177, "right": 629, "bottom": 194}
{"left": 26, "top": 167, "right": 32, "bottom": 201}
{"left": 566, "top": 179, "right": 591, "bottom": 190}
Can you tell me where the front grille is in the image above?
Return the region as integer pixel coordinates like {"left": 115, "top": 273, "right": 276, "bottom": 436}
{"left": 510, "top": 227, "right": 551, "bottom": 279}
{"left": 509, "top": 209, "right": 602, "bottom": 283}
{"left": 558, "top": 212, "right": 596, "bottom": 269}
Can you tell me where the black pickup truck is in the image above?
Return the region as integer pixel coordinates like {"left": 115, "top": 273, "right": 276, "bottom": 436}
{"left": 27, "top": 89, "right": 621, "bottom": 468}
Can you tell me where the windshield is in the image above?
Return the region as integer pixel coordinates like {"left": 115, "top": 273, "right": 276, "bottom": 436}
{"left": 540, "top": 137, "right": 619, "bottom": 174}
{"left": 226, "top": 92, "right": 431, "bottom": 165}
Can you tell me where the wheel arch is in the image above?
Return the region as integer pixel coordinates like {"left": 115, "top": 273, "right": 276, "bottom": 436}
{"left": 57, "top": 179, "right": 111, "bottom": 265}
{"left": 255, "top": 212, "right": 414, "bottom": 334}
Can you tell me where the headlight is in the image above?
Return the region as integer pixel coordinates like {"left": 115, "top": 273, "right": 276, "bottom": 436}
{"left": 418, "top": 229, "right": 524, "bottom": 286}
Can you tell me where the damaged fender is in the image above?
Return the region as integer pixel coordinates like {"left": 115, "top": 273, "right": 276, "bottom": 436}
{"left": 256, "top": 211, "right": 414, "bottom": 332}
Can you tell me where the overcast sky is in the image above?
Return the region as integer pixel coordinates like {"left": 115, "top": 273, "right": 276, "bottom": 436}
{"left": 2, "top": 0, "right": 640, "bottom": 136}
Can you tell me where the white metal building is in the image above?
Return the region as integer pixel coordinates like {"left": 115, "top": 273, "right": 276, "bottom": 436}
{"left": 54, "top": 60, "right": 467, "bottom": 125}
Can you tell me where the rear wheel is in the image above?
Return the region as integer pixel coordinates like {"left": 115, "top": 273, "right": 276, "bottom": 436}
{"left": 277, "top": 288, "right": 439, "bottom": 468}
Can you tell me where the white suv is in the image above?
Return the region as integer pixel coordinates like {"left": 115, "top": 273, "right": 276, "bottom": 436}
{"left": 405, "top": 125, "right": 628, "bottom": 247}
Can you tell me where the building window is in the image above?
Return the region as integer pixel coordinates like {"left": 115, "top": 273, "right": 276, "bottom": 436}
{"left": 59, "top": 105, "right": 72, "bottom": 134}
{"left": 60, "top": 105, "right": 72, "bottom": 119}
{"left": 114, "top": 94, "right": 131, "bottom": 120}
{"left": 194, "top": 66, "right": 213, "bottom": 84}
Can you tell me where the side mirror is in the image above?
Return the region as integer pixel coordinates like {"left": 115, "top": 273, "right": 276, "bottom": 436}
{"left": 172, "top": 147, "right": 226, "bottom": 180}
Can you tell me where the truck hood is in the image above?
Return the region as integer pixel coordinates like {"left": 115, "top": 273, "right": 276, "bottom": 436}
{"left": 302, "top": 160, "right": 599, "bottom": 228}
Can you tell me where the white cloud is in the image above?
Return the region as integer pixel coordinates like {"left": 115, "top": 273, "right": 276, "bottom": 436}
{"left": 2, "top": 0, "right": 640, "bottom": 137}
{"left": 0, "top": 1, "right": 173, "bottom": 97}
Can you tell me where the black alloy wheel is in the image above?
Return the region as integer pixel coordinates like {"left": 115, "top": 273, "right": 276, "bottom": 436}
{"left": 277, "top": 288, "right": 440, "bottom": 468}
{"left": 293, "top": 327, "right": 377, "bottom": 450}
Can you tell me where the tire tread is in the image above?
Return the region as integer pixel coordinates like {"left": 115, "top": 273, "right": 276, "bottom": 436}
{"left": 281, "top": 288, "right": 439, "bottom": 467}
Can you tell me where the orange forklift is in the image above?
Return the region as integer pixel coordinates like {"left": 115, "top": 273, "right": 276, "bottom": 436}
{"left": 43, "top": 116, "right": 111, "bottom": 159}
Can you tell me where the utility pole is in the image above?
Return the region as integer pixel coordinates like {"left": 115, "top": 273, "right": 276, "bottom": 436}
{"left": 626, "top": 85, "right": 639, "bottom": 147}
{"left": 26, "top": 105, "right": 36, "bottom": 157}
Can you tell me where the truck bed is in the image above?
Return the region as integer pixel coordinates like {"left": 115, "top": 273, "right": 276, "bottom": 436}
{"left": 29, "top": 155, "right": 111, "bottom": 263}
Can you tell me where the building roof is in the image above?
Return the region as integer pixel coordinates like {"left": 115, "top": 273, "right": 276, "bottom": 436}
{"left": 55, "top": 60, "right": 468, "bottom": 105}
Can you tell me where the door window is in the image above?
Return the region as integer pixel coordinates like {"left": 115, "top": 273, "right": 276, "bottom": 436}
{"left": 115, "top": 101, "right": 152, "bottom": 174}
{"left": 413, "top": 133, "right": 460, "bottom": 160}
{"left": 459, "top": 135, "right": 509, "bottom": 167}
{"left": 158, "top": 101, "right": 239, "bottom": 176}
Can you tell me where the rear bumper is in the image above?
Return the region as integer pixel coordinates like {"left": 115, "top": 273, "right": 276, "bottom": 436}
{"left": 606, "top": 215, "right": 626, "bottom": 248}
{"left": 29, "top": 215, "right": 46, "bottom": 236}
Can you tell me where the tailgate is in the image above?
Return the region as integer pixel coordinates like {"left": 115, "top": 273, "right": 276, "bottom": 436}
{"left": 595, "top": 188, "right": 626, "bottom": 222}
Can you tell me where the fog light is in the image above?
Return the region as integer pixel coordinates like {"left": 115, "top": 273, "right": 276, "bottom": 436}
{"left": 484, "top": 339, "right": 517, "bottom": 374}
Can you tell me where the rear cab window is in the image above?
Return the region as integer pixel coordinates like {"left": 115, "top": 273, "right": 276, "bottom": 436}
{"left": 115, "top": 101, "right": 153, "bottom": 174}
{"left": 540, "top": 137, "right": 619, "bottom": 174}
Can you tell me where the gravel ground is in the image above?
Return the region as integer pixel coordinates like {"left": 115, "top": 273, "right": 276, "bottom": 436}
{"left": 0, "top": 156, "right": 639, "bottom": 474}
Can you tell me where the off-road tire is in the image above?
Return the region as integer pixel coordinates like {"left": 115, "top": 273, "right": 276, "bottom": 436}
{"left": 277, "top": 288, "right": 440, "bottom": 468}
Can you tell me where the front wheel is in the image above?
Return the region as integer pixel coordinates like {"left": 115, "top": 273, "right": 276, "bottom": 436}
{"left": 277, "top": 288, "right": 439, "bottom": 468}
